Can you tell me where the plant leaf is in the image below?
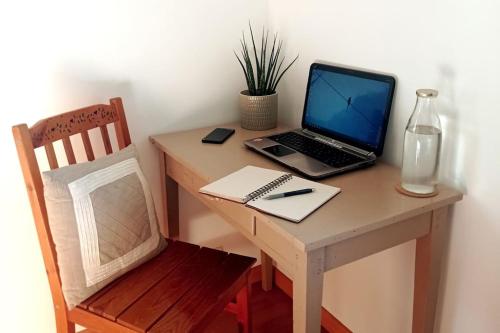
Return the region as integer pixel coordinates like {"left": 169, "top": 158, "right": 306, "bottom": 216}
{"left": 264, "top": 33, "right": 278, "bottom": 94}
{"left": 235, "top": 24, "right": 297, "bottom": 95}
{"left": 249, "top": 22, "right": 261, "bottom": 92}
{"left": 259, "top": 27, "right": 267, "bottom": 94}
{"left": 272, "top": 54, "right": 299, "bottom": 91}
{"left": 267, "top": 40, "right": 283, "bottom": 92}
{"left": 234, "top": 51, "right": 252, "bottom": 91}
{"left": 241, "top": 33, "right": 256, "bottom": 94}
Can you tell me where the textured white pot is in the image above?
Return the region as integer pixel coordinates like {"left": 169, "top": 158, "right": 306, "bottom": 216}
{"left": 239, "top": 90, "right": 278, "bottom": 130}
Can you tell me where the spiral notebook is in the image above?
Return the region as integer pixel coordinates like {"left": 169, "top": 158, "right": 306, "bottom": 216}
{"left": 199, "top": 166, "right": 341, "bottom": 222}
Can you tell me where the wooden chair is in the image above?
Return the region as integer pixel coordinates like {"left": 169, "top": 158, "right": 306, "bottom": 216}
{"left": 13, "top": 97, "right": 255, "bottom": 333}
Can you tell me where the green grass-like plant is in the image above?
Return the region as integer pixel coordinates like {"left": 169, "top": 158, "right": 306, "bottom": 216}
{"left": 235, "top": 23, "right": 299, "bottom": 96}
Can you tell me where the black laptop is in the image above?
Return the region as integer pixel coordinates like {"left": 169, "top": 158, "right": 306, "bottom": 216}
{"left": 244, "top": 62, "right": 396, "bottom": 179}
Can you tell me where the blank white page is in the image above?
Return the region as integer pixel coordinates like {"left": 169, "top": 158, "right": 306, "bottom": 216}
{"left": 248, "top": 176, "right": 341, "bottom": 222}
{"left": 199, "top": 165, "right": 287, "bottom": 203}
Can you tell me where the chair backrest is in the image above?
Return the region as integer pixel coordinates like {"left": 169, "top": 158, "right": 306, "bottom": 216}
{"left": 12, "top": 97, "right": 131, "bottom": 332}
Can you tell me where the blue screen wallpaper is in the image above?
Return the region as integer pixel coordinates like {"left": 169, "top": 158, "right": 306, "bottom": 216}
{"left": 304, "top": 68, "right": 391, "bottom": 148}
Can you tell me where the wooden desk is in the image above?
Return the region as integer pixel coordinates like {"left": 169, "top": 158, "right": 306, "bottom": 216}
{"left": 150, "top": 123, "right": 462, "bottom": 333}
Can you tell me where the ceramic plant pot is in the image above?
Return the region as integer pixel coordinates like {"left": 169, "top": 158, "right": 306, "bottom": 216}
{"left": 239, "top": 90, "right": 278, "bottom": 130}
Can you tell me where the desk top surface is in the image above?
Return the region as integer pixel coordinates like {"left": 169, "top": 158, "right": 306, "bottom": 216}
{"left": 151, "top": 123, "right": 462, "bottom": 251}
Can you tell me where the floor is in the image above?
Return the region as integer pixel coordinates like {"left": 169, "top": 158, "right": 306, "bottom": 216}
{"left": 206, "top": 283, "right": 328, "bottom": 333}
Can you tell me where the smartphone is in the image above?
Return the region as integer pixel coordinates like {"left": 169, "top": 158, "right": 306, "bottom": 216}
{"left": 201, "top": 128, "right": 235, "bottom": 144}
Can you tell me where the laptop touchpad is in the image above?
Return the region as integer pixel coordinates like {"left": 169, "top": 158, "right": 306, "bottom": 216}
{"left": 263, "top": 144, "right": 296, "bottom": 157}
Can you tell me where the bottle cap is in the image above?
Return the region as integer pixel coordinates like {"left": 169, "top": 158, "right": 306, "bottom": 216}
{"left": 416, "top": 89, "right": 438, "bottom": 97}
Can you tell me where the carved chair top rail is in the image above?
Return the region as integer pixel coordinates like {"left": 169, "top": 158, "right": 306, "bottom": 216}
{"left": 30, "top": 104, "right": 118, "bottom": 148}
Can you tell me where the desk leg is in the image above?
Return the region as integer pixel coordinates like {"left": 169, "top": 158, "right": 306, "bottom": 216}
{"left": 413, "top": 206, "right": 449, "bottom": 333}
{"left": 261, "top": 250, "right": 274, "bottom": 291}
{"left": 159, "top": 151, "right": 179, "bottom": 239}
{"left": 293, "top": 248, "right": 325, "bottom": 333}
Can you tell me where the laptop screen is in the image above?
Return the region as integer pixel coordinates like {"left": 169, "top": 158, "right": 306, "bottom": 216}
{"left": 302, "top": 63, "right": 396, "bottom": 156}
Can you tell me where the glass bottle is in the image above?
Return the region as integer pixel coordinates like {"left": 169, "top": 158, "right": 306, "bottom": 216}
{"left": 401, "top": 89, "right": 442, "bottom": 194}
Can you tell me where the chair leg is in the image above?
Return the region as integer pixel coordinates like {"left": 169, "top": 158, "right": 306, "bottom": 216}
{"left": 56, "top": 318, "right": 75, "bottom": 333}
{"left": 236, "top": 281, "right": 252, "bottom": 333}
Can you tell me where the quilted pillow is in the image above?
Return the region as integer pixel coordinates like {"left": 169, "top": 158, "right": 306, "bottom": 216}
{"left": 42, "top": 144, "right": 166, "bottom": 309}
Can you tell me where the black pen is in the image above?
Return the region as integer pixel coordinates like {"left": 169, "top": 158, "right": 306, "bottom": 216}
{"left": 263, "top": 188, "right": 314, "bottom": 200}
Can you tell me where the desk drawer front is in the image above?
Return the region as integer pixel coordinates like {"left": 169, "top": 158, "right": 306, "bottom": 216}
{"left": 166, "top": 155, "right": 256, "bottom": 235}
{"left": 166, "top": 157, "right": 198, "bottom": 191}
{"left": 204, "top": 197, "right": 256, "bottom": 235}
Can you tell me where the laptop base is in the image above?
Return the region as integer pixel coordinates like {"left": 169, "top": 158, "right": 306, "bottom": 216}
{"left": 244, "top": 129, "right": 376, "bottom": 179}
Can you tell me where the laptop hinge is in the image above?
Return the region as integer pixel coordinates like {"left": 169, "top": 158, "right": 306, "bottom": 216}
{"left": 301, "top": 129, "right": 375, "bottom": 158}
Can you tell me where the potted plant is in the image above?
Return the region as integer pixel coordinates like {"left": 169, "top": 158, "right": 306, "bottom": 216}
{"left": 235, "top": 24, "right": 298, "bottom": 130}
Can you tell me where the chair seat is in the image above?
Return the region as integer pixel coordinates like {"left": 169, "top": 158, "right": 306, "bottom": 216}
{"left": 72, "top": 240, "right": 255, "bottom": 333}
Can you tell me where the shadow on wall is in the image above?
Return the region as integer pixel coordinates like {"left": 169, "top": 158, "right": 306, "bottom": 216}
{"left": 436, "top": 64, "right": 474, "bottom": 194}
{"left": 433, "top": 65, "right": 478, "bottom": 331}
{"left": 49, "top": 70, "right": 134, "bottom": 118}
{"left": 434, "top": 193, "right": 494, "bottom": 332}
{"left": 127, "top": 88, "right": 240, "bottom": 229}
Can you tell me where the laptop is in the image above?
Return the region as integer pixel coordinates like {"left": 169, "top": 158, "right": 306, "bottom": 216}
{"left": 244, "top": 62, "right": 396, "bottom": 179}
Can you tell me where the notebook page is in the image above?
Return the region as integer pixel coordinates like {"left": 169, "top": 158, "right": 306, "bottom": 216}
{"left": 247, "top": 176, "right": 341, "bottom": 222}
{"left": 199, "top": 165, "right": 287, "bottom": 203}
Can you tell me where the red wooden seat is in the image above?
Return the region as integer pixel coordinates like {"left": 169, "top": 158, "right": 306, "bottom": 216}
{"left": 75, "top": 240, "right": 254, "bottom": 332}
{"left": 13, "top": 97, "right": 255, "bottom": 333}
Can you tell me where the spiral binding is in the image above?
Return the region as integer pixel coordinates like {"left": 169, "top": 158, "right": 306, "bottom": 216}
{"left": 244, "top": 173, "right": 293, "bottom": 202}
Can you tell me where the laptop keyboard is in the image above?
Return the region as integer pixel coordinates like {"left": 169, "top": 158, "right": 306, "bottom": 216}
{"left": 268, "top": 131, "right": 364, "bottom": 168}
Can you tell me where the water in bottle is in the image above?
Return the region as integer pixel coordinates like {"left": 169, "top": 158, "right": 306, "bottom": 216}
{"left": 401, "top": 125, "right": 441, "bottom": 194}
{"left": 400, "top": 89, "right": 441, "bottom": 195}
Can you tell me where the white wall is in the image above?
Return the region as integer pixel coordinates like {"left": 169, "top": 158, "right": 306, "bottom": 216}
{"left": 2, "top": 1, "right": 499, "bottom": 332}
{"left": 0, "top": 1, "right": 266, "bottom": 332}
{"left": 268, "top": 0, "right": 500, "bottom": 332}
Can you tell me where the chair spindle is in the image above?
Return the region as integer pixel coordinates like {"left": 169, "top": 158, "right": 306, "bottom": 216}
{"left": 45, "top": 142, "right": 59, "bottom": 170}
{"left": 62, "top": 137, "right": 77, "bottom": 165}
{"left": 100, "top": 125, "right": 113, "bottom": 155}
{"left": 81, "top": 131, "right": 95, "bottom": 161}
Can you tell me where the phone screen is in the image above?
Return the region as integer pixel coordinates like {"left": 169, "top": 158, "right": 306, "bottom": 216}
{"left": 202, "top": 128, "right": 235, "bottom": 144}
